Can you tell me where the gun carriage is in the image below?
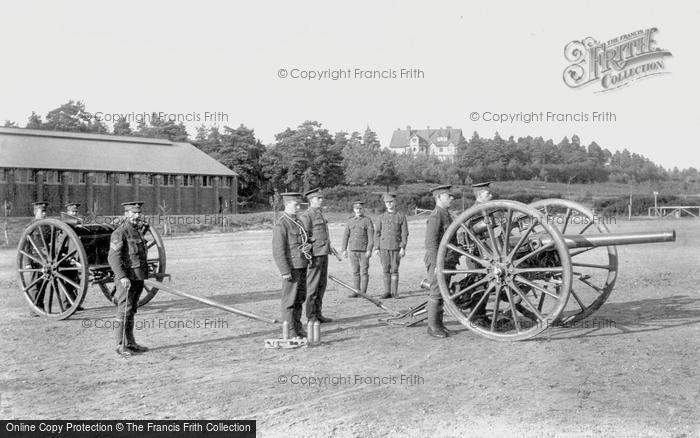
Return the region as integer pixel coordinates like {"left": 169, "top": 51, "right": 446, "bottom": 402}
{"left": 434, "top": 199, "right": 675, "bottom": 341}
{"left": 17, "top": 216, "right": 284, "bottom": 346}
{"left": 16, "top": 217, "right": 166, "bottom": 319}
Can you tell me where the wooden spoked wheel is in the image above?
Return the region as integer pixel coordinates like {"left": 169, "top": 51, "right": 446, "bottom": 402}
{"left": 98, "top": 223, "right": 166, "bottom": 307}
{"left": 436, "top": 200, "right": 573, "bottom": 341}
{"left": 17, "top": 218, "right": 88, "bottom": 319}
{"left": 529, "top": 199, "right": 618, "bottom": 324}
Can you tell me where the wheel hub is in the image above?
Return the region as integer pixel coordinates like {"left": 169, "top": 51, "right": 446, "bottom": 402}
{"left": 491, "top": 262, "right": 512, "bottom": 284}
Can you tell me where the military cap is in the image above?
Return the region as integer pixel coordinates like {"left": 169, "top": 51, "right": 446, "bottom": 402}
{"left": 471, "top": 181, "right": 491, "bottom": 188}
{"left": 64, "top": 202, "right": 81, "bottom": 208}
{"left": 280, "top": 192, "right": 303, "bottom": 203}
{"left": 382, "top": 192, "right": 397, "bottom": 201}
{"left": 305, "top": 188, "right": 324, "bottom": 199}
{"left": 121, "top": 201, "right": 144, "bottom": 212}
{"left": 351, "top": 200, "right": 364, "bottom": 207}
{"left": 32, "top": 201, "right": 48, "bottom": 209}
{"left": 430, "top": 185, "right": 456, "bottom": 196}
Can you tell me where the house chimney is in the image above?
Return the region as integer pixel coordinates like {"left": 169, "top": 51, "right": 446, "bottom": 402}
{"left": 406, "top": 125, "right": 411, "bottom": 131}
{"left": 446, "top": 125, "right": 452, "bottom": 130}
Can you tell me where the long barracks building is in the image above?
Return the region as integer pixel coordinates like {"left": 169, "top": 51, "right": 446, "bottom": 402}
{"left": 0, "top": 127, "right": 238, "bottom": 216}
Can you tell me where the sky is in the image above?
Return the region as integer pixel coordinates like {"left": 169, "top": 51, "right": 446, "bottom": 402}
{"left": 1, "top": 0, "right": 699, "bottom": 170}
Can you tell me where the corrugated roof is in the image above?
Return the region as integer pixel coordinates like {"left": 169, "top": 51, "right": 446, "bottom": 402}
{"left": 0, "top": 127, "right": 236, "bottom": 176}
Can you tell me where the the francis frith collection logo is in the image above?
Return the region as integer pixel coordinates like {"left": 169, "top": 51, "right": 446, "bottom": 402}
{"left": 563, "top": 28, "right": 672, "bottom": 92}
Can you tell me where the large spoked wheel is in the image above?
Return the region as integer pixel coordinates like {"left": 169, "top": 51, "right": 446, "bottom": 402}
{"left": 530, "top": 199, "right": 618, "bottom": 324}
{"left": 437, "top": 200, "right": 573, "bottom": 341}
{"left": 98, "top": 223, "right": 166, "bottom": 307}
{"left": 17, "top": 218, "right": 89, "bottom": 319}
{"left": 140, "top": 224, "right": 166, "bottom": 305}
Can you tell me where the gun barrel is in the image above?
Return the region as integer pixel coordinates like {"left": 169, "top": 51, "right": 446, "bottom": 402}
{"left": 541, "top": 230, "right": 675, "bottom": 249}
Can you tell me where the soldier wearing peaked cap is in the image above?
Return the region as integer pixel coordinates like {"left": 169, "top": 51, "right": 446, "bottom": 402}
{"left": 108, "top": 201, "right": 150, "bottom": 356}
{"left": 424, "top": 185, "right": 460, "bottom": 338}
{"left": 374, "top": 192, "right": 409, "bottom": 299}
{"left": 59, "top": 202, "right": 85, "bottom": 309}
{"left": 26, "top": 202, "right": 48, "bottom": 316}
{"left": 300, "top": 188, "right": 334, "bottom": 323}
{"left": 61, "top": 202, "right": 83, "bottom": 225}
{"left": 341, "top": 201, "right": 374, "bottom": 298}
{"left": 272, "top": 192, "right": 310, "bottom": 338}
{"left": 32, "top": 201, "right": 48, "bottom": 221}
{"left": 462, "top": 182, "right": 494, "bottom": 326}
{"left": 472, "top": 181, "right": 493, "bottom": 204}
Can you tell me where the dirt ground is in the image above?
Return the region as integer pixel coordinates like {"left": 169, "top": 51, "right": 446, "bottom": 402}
{"left": 1, "top": 216, "right": 698, "bottom": 437}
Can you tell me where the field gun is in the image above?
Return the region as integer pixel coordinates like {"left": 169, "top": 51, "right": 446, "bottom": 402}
{"left": 434, "top": 199, "right": 676, "bottom": 341}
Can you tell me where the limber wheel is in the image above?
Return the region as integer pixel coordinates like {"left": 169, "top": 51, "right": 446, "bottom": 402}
{"left": 436, "top": 200, "right": 573, "bottom": 341}
{"left": 530, "top": 199, "right": 618, "bottom": 324}
{"left": 140, "top": 223, "right": 166, "bottom": 305}
{"left": 98, "top": 222, "right": 166, "bottom": 307}
{"left": 17, "top": 218, "right": 88, "bottom": 319}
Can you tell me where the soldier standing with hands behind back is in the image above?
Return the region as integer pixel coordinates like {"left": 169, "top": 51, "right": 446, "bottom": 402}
{"left": 374, "top": 192, "right": 409, "bottom": 299}
{"left": 341, "top": 201, "right": 374, "bottom": 298}
{"left": 108, "top": 201, "right": 150, "bottom": 356}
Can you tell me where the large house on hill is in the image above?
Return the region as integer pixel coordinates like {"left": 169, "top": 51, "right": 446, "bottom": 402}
{"left": 388, "top": 126, "right": 465, "bottom": 161}
{"left": 0, "top": 127, "right": 238, "bottom": 216}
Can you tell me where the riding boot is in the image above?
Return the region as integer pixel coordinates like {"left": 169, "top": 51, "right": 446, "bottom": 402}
{"left": 293, "top": 320, "right": 308, "bottom": 338}
{"left": 126, "top": 316, "right": 148, "bottom": 353}
{"left": 360, "top": 275, "right": 369, "bottom": 296}
{"left": 289, "top": 307, "right": 306, "bottom": 338}
{"left": 381, "top": 274, "right": 391, "bottom": 299}
{"left": 349, "top": 276, "right": 360, "bottom": 298}
{"left": 390, "top": 274, "right": 400, "bottom": 299}
{"left": 437, "top": 307, "right": 457, "bottom": 336}
{"left": 315, "top": 299, "right": 333, "bottom": 323}
{"left": 114, "top": 318, "right": 132, "bottom": 356}
{"left": 427, "top": 299, "right": 448, "bottom": 338}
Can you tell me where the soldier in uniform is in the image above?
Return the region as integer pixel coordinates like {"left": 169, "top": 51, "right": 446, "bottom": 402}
{"left": 60, "top": 202, "right": 83, "bottom": 225}
{"left": 373, "top": 192, "right": 409, "bottom": 299}
{"left": 27, "top": 202, "right": 48, "bottom": 316}
{"left": 468, "top": 181, "right": 495, "bottom": 325}
{"left": 472, "top": 181, "right": 493, "bottom": 204}
{"left": 424, "top": 185, "right": 460, "bottom": 338}
{"left": 341, "top": 201, "right": 374, "bottom": 298}
{"left": 32, "top": 201, "right": 48, "bottom": 220}
{"left": 108, "top": 201, "right": 150, "bottom": 356}
{"left": 59, "top": 202, "right": 86, "bottom": 310}
{"left": 300, "top": 188, "right": 334, "bottom": 323}
{"left": 272, "top": 192, "right": 310, "bottom": 338}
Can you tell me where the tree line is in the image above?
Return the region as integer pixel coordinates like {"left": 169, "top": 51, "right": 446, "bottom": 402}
{"left": 6, "top": 100, "right": 698, "bottom": 203}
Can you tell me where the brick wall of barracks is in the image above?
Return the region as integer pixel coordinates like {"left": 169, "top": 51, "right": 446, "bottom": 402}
{"left": 0, "top": 169, "right": 238, "bottom": 216}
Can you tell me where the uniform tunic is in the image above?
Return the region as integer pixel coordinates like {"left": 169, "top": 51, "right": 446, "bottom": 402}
{"left": 424, "top": 206, "right": 459, "bottom": 300}
{"left": 272, "top": 213, "right": 309, "bottom": 325}
{"left": 341, "top": 215, "right": 375, "bottom": 283}
{"left": 108, "top": 220, "right": 149, "bottom": 320}
{"left": 341, "top": 215, "right": 374, "bottom": 252}
{"left": 374, "top": 211, "right": 409, "bottom": 274}
{"left": 300, "top": 207, "right": 330, "bottom": 319}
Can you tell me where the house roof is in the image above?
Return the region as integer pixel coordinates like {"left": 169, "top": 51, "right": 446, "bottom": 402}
{"left": 0, "top": 127, "right": 236, "bottom": 176}
{"left": 389, "top": 127, "right": 464, "bottom": 149}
